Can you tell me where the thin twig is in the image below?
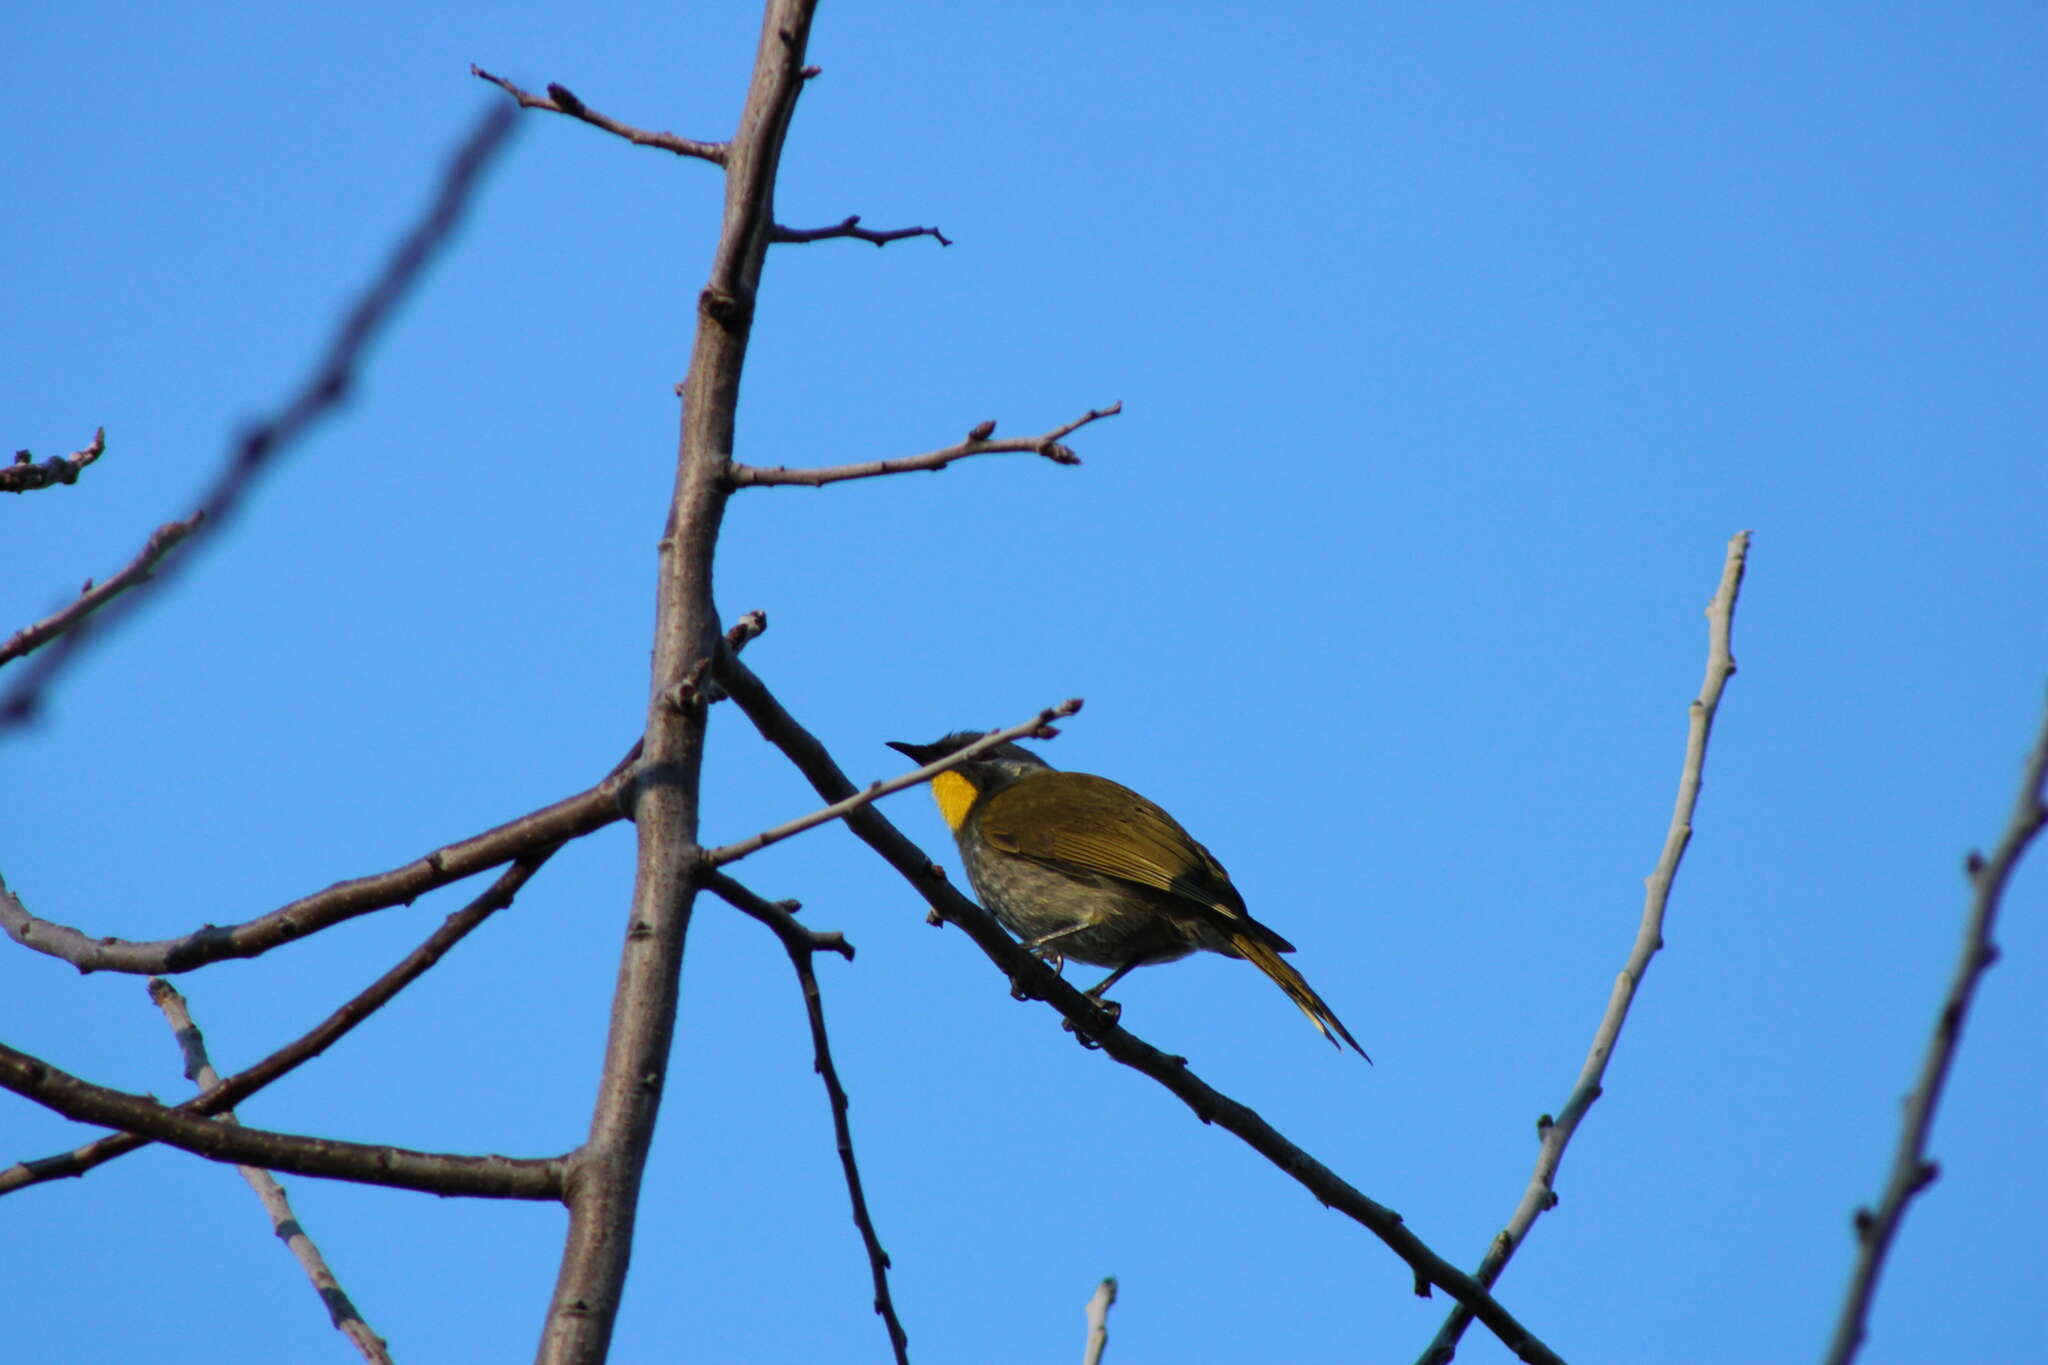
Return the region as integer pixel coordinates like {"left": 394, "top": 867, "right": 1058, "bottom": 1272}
{"left": 702, "top": 700, "right": 1081, "bottom": 866}
{"left": 727, "top": 403, "right": 1120, "bottom": 488}
{"left": 1418, "top": 531, "right": 1750, "bottom": 1365}
{"left": 0, "top": 760, "right": 628, "bottom": 974}
{"left": 770, "top": 215, "right": 951, "bottom": 247}
{"left": 149, "top": 980, "right": 393, "bottom": 1364}
{"left": 0, "top": 512, "right": 204, "bottom": 667}
{"left": 1822, "top": 695, "right": 2048, "bottom": 1365}
{"left": 712, "top": 652, "right": 1569, "bottom": 1365}
{"left": 3, "top": 427, "right": 105, "bottom": 493}
{"left": 706, "top": 872, "right": 907, "bottom": 1365}
{"left": 471, "top": 66, "right": 727, "bottom": 164}
{"left": 1, "top": 853, "right": 554, "bottom": 1196}
{"left": 1082, "top": 1277, "right": 1118, "bottom": 1365}
{"left": 0, "top": 103, "right": 517, "bottom": 734}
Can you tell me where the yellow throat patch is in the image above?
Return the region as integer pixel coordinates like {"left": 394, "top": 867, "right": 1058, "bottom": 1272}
{"left": 930, "top": 769, "right": 980, "bottom": 832}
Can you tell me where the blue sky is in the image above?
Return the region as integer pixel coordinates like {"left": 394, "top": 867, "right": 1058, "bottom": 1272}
{"left": 4, "top": 4, "right": 2043, "bottom": 1363}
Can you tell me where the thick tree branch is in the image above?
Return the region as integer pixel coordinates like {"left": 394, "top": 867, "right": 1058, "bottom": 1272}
{"left": 770, "top": 214, "right": 950, "bottom": 247}
{"left": 1418, "top": 531, "right": 1750, "bottom": 1365}
{"left": 0, "top": 767, "right": 626, "bottom": 974}
{"left": 471, "top": 66, "right": 727, "bottom": 164}
{"left": 706, "top": 872, "right": 907, "bottom": 1365}
{"left": 1, "top": 853, "right": 553, "bottom": 1195}
{"left": 1822, "top": 694, "right": 2048, "bottom": 1365}
{"left": 3, "top": 427, "right": 105, "bottom": 493}
{"left": 712, "top": 652, "right": 1569, "bottom": 1365}
{"left": 0, "top": 103, "right": 516, "bottom": 734}
{"left": 150, "top": 980, "right": 393, "bottom": 1364}
{"left": 728, "top": 403, "right": 1119, "bottom": 489}
{"left": 1083, "top": 1276, "right": 1118, "bottom": 1365}
{"left": 0, "top": 1040, "right": 565, "bottom": 1198}
{"left": 0, "top": 511, "right": 204, "bottom": 668}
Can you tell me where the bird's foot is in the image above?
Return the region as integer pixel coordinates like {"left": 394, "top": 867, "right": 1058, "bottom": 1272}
{"left": 1008, "top": 946, "right": 1066, "bottom": 1000}
{"left": 1061, "top": 996, "right": 1121, "bottom": 1048}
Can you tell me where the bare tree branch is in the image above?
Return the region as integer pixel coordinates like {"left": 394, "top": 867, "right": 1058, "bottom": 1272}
{"left": 1822, "top": 694, "right": 2048, "bottom": 1365}
{"left": 0, "top": 764, "right": 627, "bottom": 974}
{"left": 3, "top": 427, "right": 105, "bottom": 493}
{"left": 1418, "top": 530, "right": 1751, "bottom": 1365}
{"left": 0, "top": 512, "right": 204, "bottom": 668}
{"left": 770, "top": 214, "right": 951, "bottom": 247}
{"left": 711, "top": 651, "right": 1570, "bottom": 1365}
{"left": 0, "top": 103, "right": 517, "bottom": 734}
{"left": 728, "top": 403, "right": 1119, "bottom": 489}
{"left": 471, "top": 65, "right": 728, "bottom": 164}
{"left": 702, "top": 699, "right": 1082, "bottom": 866}
{"left": 149, "top": 979, "right": 393, "bottom": 1365}
{"left": 1082, "top": 1276, "right": 1118, "bottom": 1365}
{"left": 0, "top": 1040, "right": 566, "bottom": 1198}
{"left": 2, "top": 852, "right": 553, "bottom": 1196}
{"left": 706, "top": 872, "right": 907, "bottom": 1365}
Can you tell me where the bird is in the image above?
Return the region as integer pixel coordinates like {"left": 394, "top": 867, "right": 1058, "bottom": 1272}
{"left": 887, "top": 732, "right": 1367, "bottom": 1057}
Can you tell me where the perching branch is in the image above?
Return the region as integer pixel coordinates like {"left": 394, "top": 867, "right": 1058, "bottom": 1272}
{"left": 726, "top": 403, "right": 1120, "bottom": 488}
{"left": 0, "top": 104, "right": 517, "bottom": 734}
{"left": 1418, "top": 531, "right": 1750, "bottom": 1365}
{"left": 0, "top": 511, "right": 204, "bottom": 668}
{"left": 149, "top": 980, "right": 393, "bottom": 1365}
{"left": 705, "top": 872, "right": 907, "bottom": 1365}
{"left": 0, "top": 764, "right": 627, "bottom": 974}
{"left": 472, "top": 66, "right": 728, "bottom": 164}
{"left": 770, "top": 214, "right": 951, "bottom": 247}
{"left": 3, "top": 427, "right": 105, "bottom": 493}
{"left": 1821, "top": 694, "right": 2048, "bottom": 1365}
{"left": 1, "top": 852, "right": 555, "bottom": 1196}
{"left": 712, "top": 651, "right": 1569, "bottom": 1365}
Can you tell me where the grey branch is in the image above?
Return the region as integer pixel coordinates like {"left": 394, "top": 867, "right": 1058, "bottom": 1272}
{"left": 150, "top": 980, "right": 393, "bottom": 1364}
{"left": 770, "top": 215, "right": 951, "bottom": 247}
{"left": 1419, "top": 531, "right": 1751, "bottom": 1365}
{"left": 0, "top": 511, "right": 203, "bottom": 667}
{"left": 3, "top": 427, "right": 105, "bottom": 493}
{"left": 1083, "top": 1277, "right": 1118, "bottom": 1365}
{"left": 471, "top": 65, "right": 728, "bottom": 164}
{"left": 711, "top": 651, "right": 1569, "bottom": 1365}
{"left": 727, "top": 402, "right": 1121, "bottom": 488}
{"left": 1822, "top": 694, "right": 2048, "bottom": 1365}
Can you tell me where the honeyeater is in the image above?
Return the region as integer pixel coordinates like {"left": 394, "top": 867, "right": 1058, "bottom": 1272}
{"left": 888, "top": 732, "right": 1366, "bottom": 1057}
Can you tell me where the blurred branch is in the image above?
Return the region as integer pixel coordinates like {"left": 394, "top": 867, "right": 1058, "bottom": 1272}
{"left": 1, "top": 852, "right": 553, "bottom": 1196}
{"left": 0, "top": 762, "right": 628, "bottom": 974}
{"left": 0, "top": 103, "right": 517, "bottom": 734}
{"left": 149, "top": 979, "right": 393, "bottom": 1365}
{"left": 0, "top": 511, "right": 203, "bottom": 667}
{"left": 471, "top": 66, "right": 727, "bottom": 164}
{"left": 1822, "top": 695, "right": 2048, "bottom": 1365}
{"left": 712, "top": 651, "right": 1569, "bottom": 1365}
{"left": 702, "top": 699, "right": 1081, "bottom": 866}
{"left": 0, "top": 1038, "right": 565, "bottom": 1198}
{"left": 1418, "top": 530, "right": 1751, "bottom": 1365}
{"left": 706, "top": 872, "right": 906, "bottom": 1365}
{"left": 1083, "top": 1276, "right": 1118, "bottom": 1365}
{"left": 3, "top": 427, "right": 105, "bottom": 493}
{"left": 770, "top": 214, "right": 950, "bottom": 247}
{"left": 727, "top": 403, "right": 1119, "bottom": 488}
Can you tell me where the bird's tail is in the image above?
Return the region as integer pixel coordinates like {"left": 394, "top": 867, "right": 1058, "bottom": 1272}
{"left": 1232, "top": 933, "right": 1371, "bottom": 1061}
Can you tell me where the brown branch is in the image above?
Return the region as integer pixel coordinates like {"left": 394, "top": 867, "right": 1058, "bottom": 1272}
{"left": 770, "top": 214, "right": 951, "bottom": 247}
{"left": 149, "top": 980, "right": 393, "bottom": 1364}
{"left": 1418, "top": 531, "right": 1750, "bottom": 1365}
{"left": 705, "top": 872, "right": 907, "bottom": 1365}
{"left": 1, "top": 853, "right": 552, "bottom": 1196}
{"left": 0, "top": 511, "right": 204, "bottom": 668}
{"left": 470, "top": 65, "right": 727, "bottom": 164}
{"left": 711, "top": 651, "right": 1568, "bottom": 1365}
{"left": 702, "top": 699, "right": 1081, "bottom": 866}
{"left": 3, "top": 427, "right": 105, "bottom": 493}
{"left": 0, "top": 763, "right": 627, "bottom": 974}
{"left": 0, "top": 103, "right": 517, "bottom": 734}
{"left": 728, "top": 402, "right": 1119, "bottom": 489}
{"left": 0, "top": 1039, "right": 565, "bottom": 1198}
{"left": 1822, "top": 694, "right": 2048, "bottom": 1365}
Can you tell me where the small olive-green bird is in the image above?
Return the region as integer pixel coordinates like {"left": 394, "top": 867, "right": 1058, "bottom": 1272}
{"left": 887, "top": 732, "right": 1367, "bottom": 1057}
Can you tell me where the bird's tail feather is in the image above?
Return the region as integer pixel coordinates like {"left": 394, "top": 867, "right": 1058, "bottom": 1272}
{"left": 1232, "top": 933, "right": 1370, "bottom": 1061}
